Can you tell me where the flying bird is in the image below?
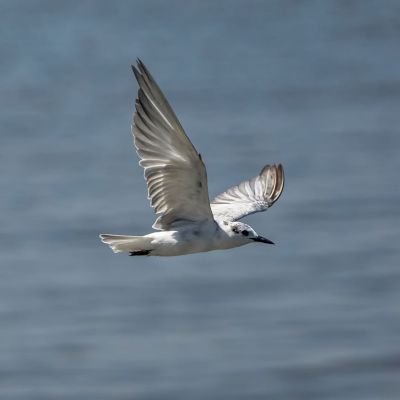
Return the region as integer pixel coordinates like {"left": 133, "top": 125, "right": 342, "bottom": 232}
{"left": 100, "top": 59, "right": 284, "bottom": 256}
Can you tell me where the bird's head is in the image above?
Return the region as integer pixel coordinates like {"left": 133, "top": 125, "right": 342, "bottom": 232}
{"left": 227, "top": 222, "right": 274, "bottom": 245}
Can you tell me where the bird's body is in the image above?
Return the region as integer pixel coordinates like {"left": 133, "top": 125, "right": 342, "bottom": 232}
{"left": 101, "top": 220, "right": 262, "bottom": 257}
{"left": 100, "top": 60, "right": 284, "bottom": 257}
{"left": 147, "top": 221, "right": 233, "bottom": 257}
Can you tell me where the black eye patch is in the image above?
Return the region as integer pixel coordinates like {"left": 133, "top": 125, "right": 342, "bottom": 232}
{"left": 232, "top": 227, "right": 240, "bottom": 234}
{"left": 242, "top": 230, "right": 249, "bottom": 236}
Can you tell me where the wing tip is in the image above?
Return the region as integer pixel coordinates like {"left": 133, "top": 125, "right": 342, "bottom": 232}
{"left": 131, "top": 64, "right": 140, "bottom": 81}
{"left": 260, "top": 163, "right": 284, "bottom": 205}
{"left": 131, "top": 58, "right": 149, "bottom": 81}
{"left": 136, "top": 58, "right": 153, "bottom": 81}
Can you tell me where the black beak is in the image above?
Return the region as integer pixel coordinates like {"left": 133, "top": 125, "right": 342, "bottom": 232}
{"left": 252, "top": 236, "right": 275, "bottom": 245}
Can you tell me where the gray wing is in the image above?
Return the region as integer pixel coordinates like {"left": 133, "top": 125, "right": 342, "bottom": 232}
{"left": 132, "top": 59, "right": 213, "bottom": 230}
{"left": 211, "top": 164, "right": 284, "bottom": 222}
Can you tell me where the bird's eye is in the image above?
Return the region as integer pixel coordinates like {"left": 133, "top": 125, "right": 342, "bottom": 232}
{"left": 232, "top": 227, "right": 239, "bottom": 234}
{"left": 242, "top": 230, "right": 249, "bottom": 236}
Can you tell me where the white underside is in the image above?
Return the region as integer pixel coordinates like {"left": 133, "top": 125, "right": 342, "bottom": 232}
{"left": 100, "top": 220, "right": 247, "bottom": 256}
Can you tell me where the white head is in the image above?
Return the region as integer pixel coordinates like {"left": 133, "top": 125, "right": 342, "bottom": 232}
{"left": 225, "top": 221, "right": 274, "bottom": 246}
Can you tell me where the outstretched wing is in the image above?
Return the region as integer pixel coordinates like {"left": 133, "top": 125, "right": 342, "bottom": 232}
{"left": 132, "top": 59, "right": 213, "bottom": 230}
{"left": 211, "top": 164, "right": 284, "bottom": 222}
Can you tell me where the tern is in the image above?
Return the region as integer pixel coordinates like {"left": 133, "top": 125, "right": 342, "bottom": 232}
{"left": 100, "top": 59, "right": 284, "bottom": 256}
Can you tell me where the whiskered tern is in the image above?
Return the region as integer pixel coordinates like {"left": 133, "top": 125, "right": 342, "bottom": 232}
{"left": 100, "top": 60, "right": 284, "bottom": 256}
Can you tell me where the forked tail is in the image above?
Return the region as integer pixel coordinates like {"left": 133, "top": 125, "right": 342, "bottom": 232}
{"left": 99, "top": 234, "right": 153, "bottom": 255}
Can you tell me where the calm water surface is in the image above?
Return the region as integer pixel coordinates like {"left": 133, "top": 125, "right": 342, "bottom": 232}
{"left": 1, "top": 1, "right": 400, "bottom": 399}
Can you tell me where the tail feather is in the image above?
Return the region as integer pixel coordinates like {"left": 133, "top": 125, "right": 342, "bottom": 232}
{"left": 99, "top": 234, "right": 153, "bottom": 254}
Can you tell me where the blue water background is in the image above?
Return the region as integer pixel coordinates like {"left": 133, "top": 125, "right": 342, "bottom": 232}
{"left": 1, "top": 1, "right": 400, "bottom": 399}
